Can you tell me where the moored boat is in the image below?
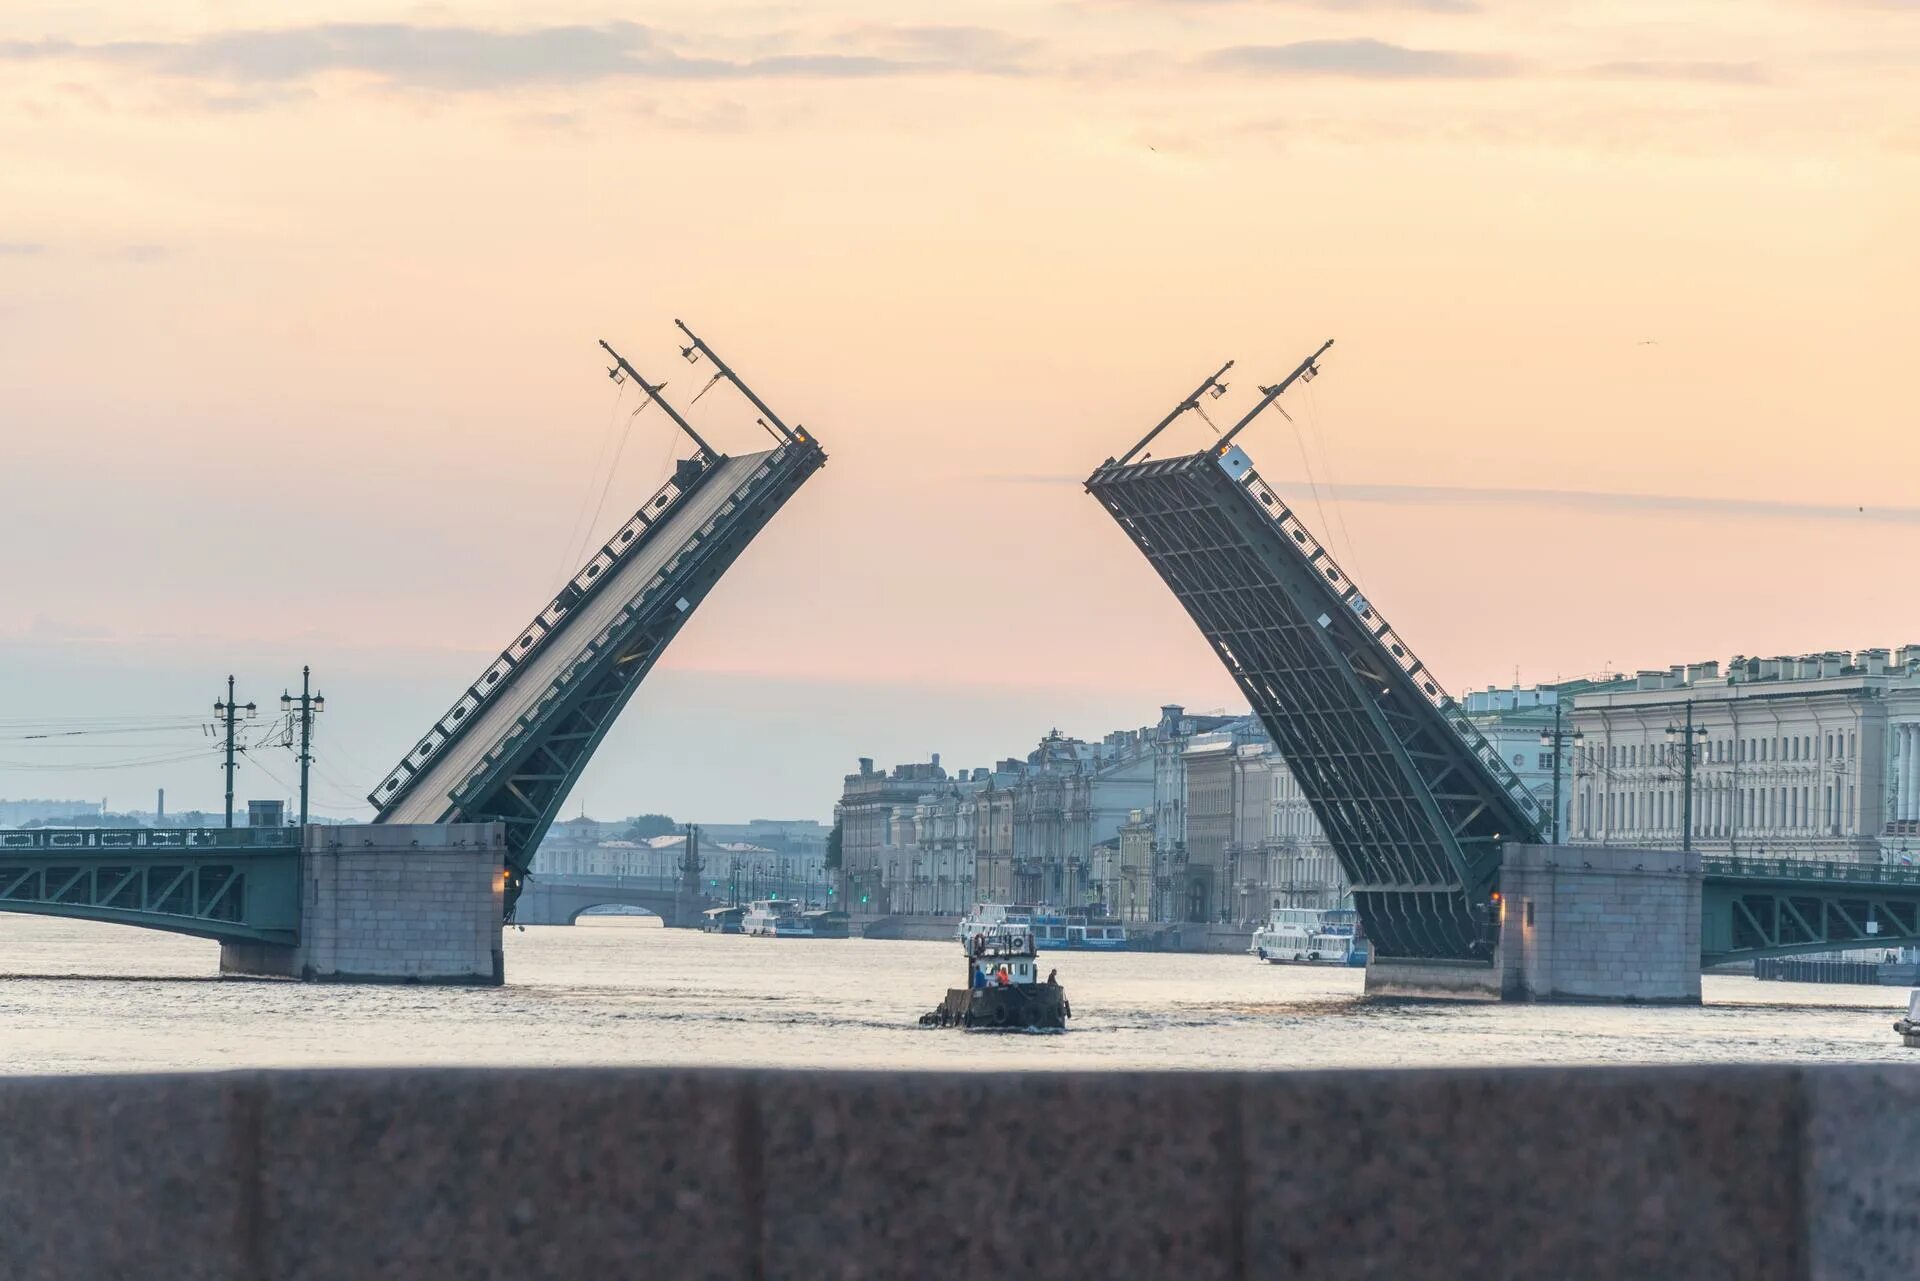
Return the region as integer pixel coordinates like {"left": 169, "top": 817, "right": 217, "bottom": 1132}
{"left": 922, "top": 921, "right": 1070, "bottom": 1030}
{"left": 958, "top": 903, "right": 1129, "bottom": 952}
{"left": 1251, "top": 907, "right": 1368, "bottom": 966}
{"left": 1896, "top": 990, "right": 1920, "bottom": 1048}
{"left": 742, "top": 898, "right": 815, "bottom": 937}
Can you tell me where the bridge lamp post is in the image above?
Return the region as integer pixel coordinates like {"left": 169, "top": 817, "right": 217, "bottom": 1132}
{"left": 278, "top": 667, "right": 324, "bottom": 828}
{"left": 212, "top": 676, "right": 257, "bottom": 830}
{"left": 1666, "top": 705, "right": 1709, "bottom": 853}
{"left": 1539, "top": 701, "right": 1584, "bottom": 846}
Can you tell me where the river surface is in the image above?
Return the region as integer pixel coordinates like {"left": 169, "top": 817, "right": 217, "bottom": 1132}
{"left": 0, "top": 916, "right": 1912, "bottom": 1075}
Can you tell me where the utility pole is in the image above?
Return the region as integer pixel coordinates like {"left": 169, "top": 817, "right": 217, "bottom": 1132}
{"left": 212, "top": 676, "right": 256, "bottom": 829}
{"left": 1539, "top": 697, "right": 1584, "bottom": 845}
{"left": 1667, "top": 701, "right": 1708, "bottom": 853}
{"left": 279, "top": 667, "right": 325, "bottom": 827}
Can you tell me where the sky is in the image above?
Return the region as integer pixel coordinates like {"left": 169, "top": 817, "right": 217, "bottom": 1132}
{"left": 1, "top": 1, "right": 1915, "bottom": 824}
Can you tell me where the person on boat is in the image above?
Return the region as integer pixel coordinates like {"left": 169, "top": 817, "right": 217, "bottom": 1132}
{"left": 972, "top": 965, "right": 988, "bottom": 990}
{"left": 995, "top": 965, "right": 1011, "bottom": 987}
{"left": 1046, "top": 968, "right": 1058, "bottom": 986}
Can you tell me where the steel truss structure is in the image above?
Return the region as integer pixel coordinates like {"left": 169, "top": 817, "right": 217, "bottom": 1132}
{"left": 370, "top": 325, "right": 825, "bottom": 918}
{"left": 1087, "top": 345, "right": 1543, "bottom": 960}
{"left": 1702, "top": 857, "right": 1920, "bottom": 962}
{"left": 0, "top": 827, "right": 301, "bottom": 944}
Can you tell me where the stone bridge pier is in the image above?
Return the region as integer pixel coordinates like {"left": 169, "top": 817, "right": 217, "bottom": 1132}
{"left": 220, "top": 822, "right": 506, "bottom": 985}
{"left": 1365, "top": 844, "right": 1705, "bottom": 1003}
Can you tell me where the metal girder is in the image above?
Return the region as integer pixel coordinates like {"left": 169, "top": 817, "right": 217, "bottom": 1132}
{"left": 1087, "top": 449, "right": 1540, "bottom": 961}
{"left": 1701, "top": 857, "right": 1920, "bottom": 962}
{"left": 0, "top": 827, "right": 301, "bottom": 944}
{"left": 371, "top": 437, "right": 825, "bottom": 918}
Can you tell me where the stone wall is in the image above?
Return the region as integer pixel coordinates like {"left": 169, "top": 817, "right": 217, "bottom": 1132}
{"left": 1, "top": 1065, "right": 1916, "bottom": 1279}
{"left": 220, "top": 822, "right": 504, "bottom": 985}
{"left": 1499, "top": 842, "right": 1702, "bottom": 1003}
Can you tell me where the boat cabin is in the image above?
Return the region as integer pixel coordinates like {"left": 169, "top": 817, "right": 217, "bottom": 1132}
{"left": 966, "top": 925, "right": 1042, "bottom": 988}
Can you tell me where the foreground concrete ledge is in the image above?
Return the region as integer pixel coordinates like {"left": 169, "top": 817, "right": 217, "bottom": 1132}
{"left": 1, "top": 1065, "right": 1915, "bottom": 1280}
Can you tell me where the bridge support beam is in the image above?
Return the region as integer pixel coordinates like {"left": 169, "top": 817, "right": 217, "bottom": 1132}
{"left": 1366, "top": 844, "right": 1704, "bottom": 1003}
{"left": 220, "top": 823, "right": 505, "bottom": 985}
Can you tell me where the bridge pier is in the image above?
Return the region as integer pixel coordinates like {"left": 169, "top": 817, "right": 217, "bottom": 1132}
{"left": 220, "top": 823, "right": 505, "bottom": 985}
{"left": 1365, "top": 845, "right": 1705, "bottom": 1003}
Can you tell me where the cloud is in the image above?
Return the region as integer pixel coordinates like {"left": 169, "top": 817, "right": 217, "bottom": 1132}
{"left": 1261, "top": 0, "right": 1480, "bottom": 9}
{"left": 840, "top": 24, "right": 1041, "bottom": 74}
{"left": 1118, "top": 0, "right": 1478, "bottom": 9}
{"left": 0, "top": 22, "right": 1035, "bottom": 91}
{"left": 1202, "top": 38, "right": 1519, "bottom": 79}
{"left": 1590, "top": 60, "right": 1768, "bottom": 85}
{"left": 109, "top": 244, "right": 170, "bottom": 263}
{"left": 988, "top": 474, "right": 1920, "bottom": 525}
{"left": 0, "top": 242, "right": 46, "bottom": 255}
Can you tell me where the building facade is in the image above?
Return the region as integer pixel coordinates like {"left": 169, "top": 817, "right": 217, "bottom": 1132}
{"left": 1566, "top": 649, "right": 1920, "bottom": 865}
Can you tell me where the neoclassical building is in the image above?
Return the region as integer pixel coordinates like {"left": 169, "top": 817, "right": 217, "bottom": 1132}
{"left": 1566, "top": 648, "right": 1920, "bottom": 863}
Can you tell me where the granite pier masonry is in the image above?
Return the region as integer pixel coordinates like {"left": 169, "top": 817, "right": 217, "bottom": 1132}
{"left": 1, "top": 1065, "right": 1916, "bottom": 1280}
{"left": 1365, "top": 843, "right": 1703, "bottom": 1002}
{"left": 219, "top": 822, "right": 505, "bottom": 985}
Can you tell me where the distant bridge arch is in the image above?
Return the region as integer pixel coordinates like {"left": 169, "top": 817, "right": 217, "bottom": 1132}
{"left": 511, "top": 875, "right": 711, "bottom": 928}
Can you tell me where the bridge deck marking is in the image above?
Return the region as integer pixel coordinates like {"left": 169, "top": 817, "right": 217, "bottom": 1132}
{"left": 378, "top": 450, "right": 770, "bottom": 825}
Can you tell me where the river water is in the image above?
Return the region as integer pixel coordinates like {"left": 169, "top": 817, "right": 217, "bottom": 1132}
{"left": 0, "top": 916, "right": 1912, "bottom": 1075}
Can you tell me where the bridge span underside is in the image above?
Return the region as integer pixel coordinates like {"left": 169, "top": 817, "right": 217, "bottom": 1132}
{"left": 1088, "top": 450, "right": 1542, "bottom": 962}
{"left": 371, "top": 436, "right": 825, "bottom": 918}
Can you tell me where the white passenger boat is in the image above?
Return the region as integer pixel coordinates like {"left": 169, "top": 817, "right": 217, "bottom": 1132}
{"left": 1251, "top": 907, "right": 1367, "bottom": 966}
{"left": 742, "top": 898, "right": 815, "bottom": 937}
{"left": 959, "top": 903, "right": 1129, "bottom": 952}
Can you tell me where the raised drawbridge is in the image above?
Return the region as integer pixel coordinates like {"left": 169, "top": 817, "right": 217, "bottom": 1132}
{"left": 369, "top": 322, "right": 825, "bottom": 918}
{"left": 1087, "top": 346, "right": 1544, "bottom": 960}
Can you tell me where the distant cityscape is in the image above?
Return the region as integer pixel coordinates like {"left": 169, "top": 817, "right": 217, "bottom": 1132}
{"left": 10, "top": 645, "right": 1915, "bottom": 935}
{"left": 834, "top": 645, "right": 1920, "bottom": 930}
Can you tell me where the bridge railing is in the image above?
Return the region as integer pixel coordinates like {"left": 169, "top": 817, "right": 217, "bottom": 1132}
{"left": 1702, "top": 855, "right": 1920, "bottom": 887}
{"left": 443, "top": 447, "right": 795, "bottom": 808}
{"left": 1237, "top": 467, "right": 1542, "bottom": 826}
{"left": 0, "top": 827, "right": 301, "bottom": 853}
{"left": 370, "top": 455, "right": 724, "bottom": 813}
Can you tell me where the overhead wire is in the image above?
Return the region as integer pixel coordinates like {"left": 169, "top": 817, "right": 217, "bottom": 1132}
{"left": 1300, "top": 377, "right": 1366, "bottom": 583}
{"left": 569, "top": 399, "right": 649, "bottom": 574}
{"left": 553, "top": 380, "right": 630, "bottom": 589}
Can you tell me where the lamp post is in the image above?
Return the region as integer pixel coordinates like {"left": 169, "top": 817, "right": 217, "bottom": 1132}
{"left": 278, "top": 666, "right": 325, "bottom": 828}
{"left": 1539, "top": 699, "right": 1584, "bottom": 845}
{"left": 212, "top": 677, "right": 257, "bottom": 829}
{"left": 1666, "top": 702, "right": 1709, "bottom": 853}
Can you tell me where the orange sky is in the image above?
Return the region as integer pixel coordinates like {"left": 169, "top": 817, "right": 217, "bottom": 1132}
{"left": 1, "top": 1, "right": 1915, "bottom": 820}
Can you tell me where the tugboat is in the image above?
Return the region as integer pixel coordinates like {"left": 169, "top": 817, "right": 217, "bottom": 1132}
{"left": 1896, "top": 990, "right": 1920, "bottom": 1048}
{"left": 920, "top": 922, "right": 1070, "bottom": 1030}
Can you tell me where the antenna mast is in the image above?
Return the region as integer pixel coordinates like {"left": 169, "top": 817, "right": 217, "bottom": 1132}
{"left": 674, "top": 319, "right": 806, "bottom": 446}
{"left": 1114, "top": 360, "right": 1235, "bottom": 468}
{"left": 1209, "top": 339, "right": 1334, "bottom": 455}
{"left": 598, "top": 339, "right": 720, "bottom": 461}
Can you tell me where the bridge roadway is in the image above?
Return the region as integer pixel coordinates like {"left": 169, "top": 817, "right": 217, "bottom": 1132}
{"left": 374, "top": 450, "right": 770, "bottom": 825}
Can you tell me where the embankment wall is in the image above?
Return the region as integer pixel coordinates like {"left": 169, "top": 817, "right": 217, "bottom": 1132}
{"left": 1, "top": 1065, "right": 1914, "bottom": 1279}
